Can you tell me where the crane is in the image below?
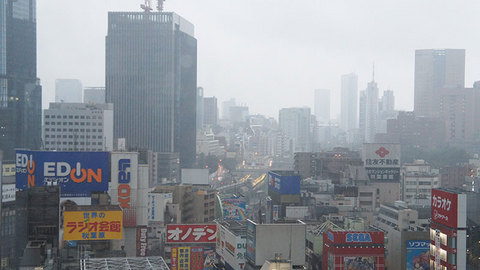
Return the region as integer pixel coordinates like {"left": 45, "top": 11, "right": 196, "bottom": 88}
{"left": 140, "top": 0, "right": 166, "bottom": 12}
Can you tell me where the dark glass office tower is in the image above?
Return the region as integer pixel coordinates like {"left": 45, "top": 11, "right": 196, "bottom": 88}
{"left": 0, "top": 0, "right": 42, "bottom": 159}
{"left": 106, "top": 12, "right": 197, "bottom": 168}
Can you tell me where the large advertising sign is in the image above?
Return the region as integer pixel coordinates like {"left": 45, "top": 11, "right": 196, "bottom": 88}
{"left": 136, "top": 226, "right": 148, "bottom": 257}
{"left": 223, "top": 197, "right": 246, "bottom": 220}
{"left": 246, "top": 220, "right": 256, "bottom": 263}
{"left": 166, "top": 224, "right": 217, "bottom": 244}
{"left": 363, "top": 144, "right": 401, "bottom": 182}
{"left": 406, "top": 240, "right": 429, "bottom": 270}
{"left": 2, "top": 184, "right": 15, "bottom": 203}
{"left": 267, "top": 171, "right": 300, "bottom": 194}
{"left": 171, "top": 247, "right": 216, "bottom": 270}
{"left": 325, "top": 230, "right": 384, "bottom": 245}
{"left": 431, "top": 189, "right": 460, "bottom": 228}
{"left": 63, "top": 210, "right": 123, "bottom": 240}
{"left": 344, "top": 257, "right": 375, "bottom": 270}
{"left": 15, "top": 150, "right": 109, "bottom": 197}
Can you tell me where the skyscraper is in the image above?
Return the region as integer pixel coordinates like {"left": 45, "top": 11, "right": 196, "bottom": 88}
{"left": 364, "top": 81, "right": 379, "bottom": 143}
{"left": 358, "top": 90, "right": 367, "bottom": 141}
{"left": 380, "top": 90, "right": 395, "bottom": 112}
{"left": 279, "top": 107, "right": 312, "bottom": 152}
{"left": 340, "top": 73, "right": 358, "bottom": 133}
{"left": 414, "top": 49, "right": 465, "bottom": 117}
{"left": 55, "top": 79, "right": 82, "bottom": 103}
{"left": 196, "top": 87, "right": 204, "bottom": 130}
{"left": 314, "top": 89, "right": 330, "bottom": 124}
{"left": 203, "top": 97, "right": 218, "bottom": 127}
{"left": 106, "top": 12, "right": 197, "bottom": 168}
{"left": 0, "top": 0, "right": 42, "bottom": 159}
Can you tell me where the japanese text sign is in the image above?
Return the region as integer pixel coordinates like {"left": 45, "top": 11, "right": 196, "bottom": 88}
{"left": 166, "top": 224, "right": 217, "bottom": 244}
{"left": 431, "top": 189, "right": 458, "bottom": 228}
{"left": 63, "top": 210, "right": 123, "bottom": 240}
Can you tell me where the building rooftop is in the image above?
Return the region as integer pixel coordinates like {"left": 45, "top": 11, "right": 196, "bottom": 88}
{"left": 218, "top": 220, "right": 247, "bottom": 236}
{"left": 80, "top": 257, "right": 169, "bottom": 270}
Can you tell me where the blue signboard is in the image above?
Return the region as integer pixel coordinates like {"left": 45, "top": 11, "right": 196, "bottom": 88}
{"left": 246, "top": 220, "right": 256, "bottom": 263}
{"left": 15, "top": 150, "right": 109, "bottom": 197}
{"left": 406, "top": 240, "right": 430, "bottom": 270}
{"left": 267, "top": 171, "right": 300, "bottom": 195}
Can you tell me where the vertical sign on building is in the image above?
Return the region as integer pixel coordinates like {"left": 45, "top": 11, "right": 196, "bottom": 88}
{"left": 171, "top": 247, "right": 178, "bottom": 270}
{"left": 136, "top": 226, "right": 148, "bottom": 257}
{"left": 435, "top": 230, "right": 441, "bottom": 270}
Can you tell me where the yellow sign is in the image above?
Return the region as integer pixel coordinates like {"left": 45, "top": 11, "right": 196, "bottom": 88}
{"left": 63, "top": 210, "right": 123, "bottom": 240}
{"left": 178, "top": 247, "right": 191, "bottom": 270}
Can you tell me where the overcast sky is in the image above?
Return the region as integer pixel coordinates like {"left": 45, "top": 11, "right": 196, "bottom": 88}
{"left": 38, "top": 0, "right": 480, "bottom": 119}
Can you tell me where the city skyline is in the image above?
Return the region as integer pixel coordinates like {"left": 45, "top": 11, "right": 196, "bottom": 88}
{"left": 37, "top": 0, "right": 480, "bottom": 119}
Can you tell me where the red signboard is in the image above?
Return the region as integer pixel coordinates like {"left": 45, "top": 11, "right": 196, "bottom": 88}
{"left": 324, "top": 230, "right": 385, "bottom": 245}
{"left": 166, "top": 224, "right": 217, "bottom": 244}
{"left": 136, "top": 226, "right": 148, "bottom": 257}
{"left": 431, "top": 189, "right": 458, "bottom": 228}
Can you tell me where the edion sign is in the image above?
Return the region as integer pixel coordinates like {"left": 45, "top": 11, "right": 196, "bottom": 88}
{"left": 15, "top": 150, "right": 109, "bottom": 197}
{"left": 431, "top": 189, "right": 461, "bottom": 228}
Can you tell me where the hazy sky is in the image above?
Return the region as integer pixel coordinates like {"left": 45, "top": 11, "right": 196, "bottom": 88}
{"left": 38, "top": 0, "right": 480, "bottom": 119}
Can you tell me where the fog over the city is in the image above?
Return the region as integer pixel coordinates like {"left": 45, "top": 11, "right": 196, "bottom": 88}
{"left": 38, "top": 0, "right": 480, "bottom": 118}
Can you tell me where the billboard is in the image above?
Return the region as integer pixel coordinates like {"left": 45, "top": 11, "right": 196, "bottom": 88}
{"left": 431, "top": 189, "right": 466, "bottom": 228}
{"left": 136, "top": 226, "right": 148, "bottom": 257}
{"left": 166, "top": 224, "right": 217, "bottom": 244}
{"left": 246, "top": 220, "right": 256, "bottom": 263}
{"left": 325, "top": 231, "right": 385, "bottom": 245}
{"left": 171, "top": 247, "right": 216, "bottom": 270}
{"left": 2, "top": 184, "right": 15, "bottom": 203}
{"left": 343, "top": 257, "right": 375, "bottom": 270}
{"left": 181, "top": 169, "right": 209, "bottom": 185}
{"left": 15, "top": 150, "right": 109, "bottom": 197}
{"left": 363, "top": 144, "right": 401, "bottom": 182}
{"left": 267, "top": 171, "right": 300, "bottom": 194}
{"left": 63, "top": 210, "right": 123, "bottom": 240}
{"left": 406, "top": 240, "right": 429, "bottom": 270}
{"left": 223, "top": 197, "right": 246, "bottom": 220}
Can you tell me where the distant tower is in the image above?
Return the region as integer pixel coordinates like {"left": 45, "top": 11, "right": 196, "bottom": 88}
{"left": 414, "top": 49, "right": 465, "bottom": 117}
{"left": 279, "top": 108, "right": 312, "bottom": 152}
{"left": 340, "top": 73, "right": 358, "bottom": 133}
{"left": 196, "top": 87, "right": 204, "bottom": 130}
{"left": 314, "top": 89, "right": 330, "bottom": 124}
{"left": 364, "top": 81, "right": 379, "bottom": 143}
{"left": 55, "top": 79, "right": 83, "bottom": 103}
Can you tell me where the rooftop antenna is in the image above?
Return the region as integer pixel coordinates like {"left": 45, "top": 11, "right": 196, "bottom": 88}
{"left": 140, "top": 0, "right": 153, "bottom": 12}
{"left": 157, "top": 0, "right": 166, "bottom": 11}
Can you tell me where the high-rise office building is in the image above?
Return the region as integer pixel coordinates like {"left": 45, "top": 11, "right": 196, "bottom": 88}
{"left": 55, "top": 79, "right": 82, "bottom": 103}
{"left": 364, "top": 81, "right": 379, "bottom": 143}
{"left": 414, "top": 49, "right": 465, "bottom": 117}
{"left": 43, "top": 102, "right": 114, "bottom": 152}
{"left": 358, "top": 90, "right": 367, "bottom": 141}
{"left": 196, "top": 87, "right": 204, "bottom": 130}
{"left": 222, "top": 98, "right": 235, "bottom": 120}
{"left": 0, "top": 0, "right": 42, "bottom": 159}
{"left": 83, "top": 87, "right": 105, "bottom": 104}
{"left": 380, "top": 90, "right": 395, "bottom": 112}
{"left": 340, "top": 73, "right": 358, "bottom": 133}
{"left": 106, "top": 12, "right": 197, "bottom": 168}
{"left": 203, "top": 97, "right": 218, "bottom": 127}
{"left": 279, "top": 107, "right": 311, "bottom": 152}
{"left": 314, "top": 89, "right": 330, "bottom": 124}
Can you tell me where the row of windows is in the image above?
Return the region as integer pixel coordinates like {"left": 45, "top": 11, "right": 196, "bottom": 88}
{"left": 45, "top": 134, "right": 103, "bottom": 139}
{"left": 45, "top": 121, "right": 100, "bottom": 126}
{"left": 406, "top": 188, "right": 431, "bottom": 193}
{"left": 45, "top": 115, "right": 102, "bottom": 120}
{"left": 45, "top": 141, "right": 103, "bottom": 146}
{"left": 45, "top": 128, "right": 103, "bottom": 133}
{"left": 45, "top": 148, "right": 102, "bottom": 151}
